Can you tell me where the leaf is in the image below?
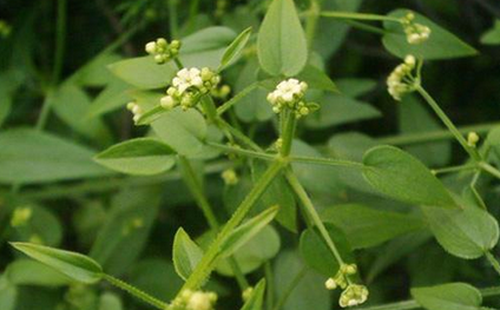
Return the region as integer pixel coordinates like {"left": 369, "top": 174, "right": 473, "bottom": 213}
{"left": 411, "top": 283, "right": 482, "bottom": 310}
{"left": 108, "top": 56, "right": 177, "bottom": 89}
{"left": 180, "top": 26, "right": 237, "bottom": 68}
{"left": 89, "top": 188, "right": 161, "bottom": 276}
{"left": 50, "top": 83, "right": 112, "bottom": 142}
{"left": 10, "top": 242, "right": 103, "bottom": 284}
{"left": 151, "top": 107, "right": 208, "bottom": 157}
{"left": 86, "top": 80, "right": 131, "bottom": 118}
{"left": 94, "top": 138, "right": 176, "bottom": 175}
{"left": 241, "top": 279, "right": 266, "bottom": 310}
{"left": 129, "top": 259, "right": 183, "bottom": 301}
{"left": 219, "top": 27, "right": 252, "bottom": 71}
{"left": 382, "top": 10, "right": 478, "bottom": 60}
{"left": 215, "top": 226, "right": 280, "bottom": 276}
{"left": 274, "top": 251, "right": 331, "bottom": 310}
{"left": 99, "top": 293, "right": 123, "bottom": 310}
{"left": 253, "top": 161, "right": 297, "bottom": 232}
{"left": 173, "top": 228, "right": 204, "bottom": 281}
{"left": 305, "top": 94, "right": 380, "bottom": 129}
{"left": 481, "top": 20, "right": 500, "bottom": 45}
{"left": 336, "top": 78, "right": 377, "bottom": 97}
{"left": 7, "top": 259, "right": 72, "bottom": 287}
{"left": 362, "top": 145, "right": 457, "bottom": 208}
{"left": 321, "top": 204, "right": 426, "bottom": 249}
{"left": 0, "top": 275, "right": 17, "bottom": 310}
{"left": 422, "top": 202, "right": 499, "bottom": 259}
{"left": 73, "top": 53, "right": 122, "bottom": 87}
{"left": 0, "top": 128, "right": 112, "bottom": 184}
{"left": 219, "top": 206, "right": 279, "bottom": 259}
{"left": 257, "top": 0, "right": 308, "bottom": 76}
{"left": 296, "top": 65, "right": 337, "bottom": 93}
{"left": 299, "top": 223, "right": 354, "bottom": 277}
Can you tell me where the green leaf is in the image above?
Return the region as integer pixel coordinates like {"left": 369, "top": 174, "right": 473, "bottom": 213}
{"left": 299, "top": 223, "right": 354, "bottom": 277}
{"left": 173, "top": 228, "right": 204, "bottom": 281}
{"left": 215, "top": 226, "right": 280, "bottom": 276}
{"left": 253, "top": 161, "right": 297, "bottom": 232}
{"left": 108, "top": 56, "right": 177, "bottom": 89}
{"left": 362, "top": 145, "right": 457, "bottom": 208}
{"left": 7, "top": 259, "right": 72, "bottom": 287}
{"left": 321, "top": 204, "right": 426, "bottom": 249}
{"left": 151, "top": 108, "right": 208, "bottom": 158}
{"left": 296, "top": 65, "right": 337, "bottom": 93}
{"left": 219, "top": 206, "right": 279, "bottom": 259}
{"left": 99, "top": 293, "right": 123, "bottom": 310}
{"left": 422, "top": 202, "right": 499, "bottom": 259}
{"left": 257, "top": 0, "right": 308, "bottom": 76}
{"left": 219, "top": 27, "right": 253, "bottom": 71}
{"left": 129, "top": 259, "right": 183, "bottom": 301}
{"left": 241, "top": 279, "right": 266, "bottom": 310}
{"left": 0, "top": 275, "right": 17, "bottom": 310}
{"left": 180, "top": 26, "right": 237, "bottom": 68}
{"left": 94, "top": 138, "right": 176, "bottom": 175}
{"left": 73, "top": 53, "right": 122, "bottom": 87}
{"left": 89, "top": 188, "right": 161, "bottom": 276}
{"left": 86, "top": 80, "right": 130, "bottom": 118}
{"left": 382, "top": 10, "right": 478, "bottom": 60}
{"left": 481, "top": 20, "right": 500, "bottom": 45}
{"left": 411, "top": 283, "right": 482, "bottom": 310}
{"left": 10, "top": 242, "right": 103, "bottom": 284}
{"left": 0, "top": 128, "right": 112, "bottom": 184}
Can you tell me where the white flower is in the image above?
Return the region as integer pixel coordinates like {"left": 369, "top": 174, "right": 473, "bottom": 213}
{"left": 160, "top": 95, "right": 176, "bottom": 110}
{"left": 339, "top": 285, "right": 369, "bottom": 308}
{"left": 266, "top": 79, "right": 315, "bottom": 118}
{"left": 402, "top": 12, "right": 431, "bottom": 45}
{"left": 386, "top": 55, "right": 418, "bottom": 101}
{"left": 173, "top": 68, "right": 204, "bottom": 93}
{"left": 275, "top": 78, "right": 306, "bottom": 102}
{"left": 186, "top": 291, "right": 217, "bottom": 310}
{"left": 325, "top": 278, "right": 337, "bottom": 290}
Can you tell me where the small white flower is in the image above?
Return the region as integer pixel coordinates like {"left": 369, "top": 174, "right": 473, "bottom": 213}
{"left": 145, "top": 41, "right": 157, "bottom": 54}
{"left": 161, "top": 95, "right": 176, "bottom": 110}
{"left": 325, "top": 278, "right": 337, "bottom": 290}
{"left": 387, "top": 55, "right": 418, "bottom": 101}
{"left": 186, "top": 291, "right": 217, "bottom": 310}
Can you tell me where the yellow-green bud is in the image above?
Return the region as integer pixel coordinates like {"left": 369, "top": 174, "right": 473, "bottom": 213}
{"left": 467, "top": 132, "right": 480, "bottom": 147}
{"left": 10, "top": 207, "right": 32, "bottom": 227}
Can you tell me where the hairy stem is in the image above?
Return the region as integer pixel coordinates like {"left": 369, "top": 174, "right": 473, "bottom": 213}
{"left": 104, "top": 274, "right": 168, "bottom": 309}
{"left": 485, "top": 251, "right": 500, "bottom": 278}
{"left": 320, "top": 11, "right": 401, "bottom": 23}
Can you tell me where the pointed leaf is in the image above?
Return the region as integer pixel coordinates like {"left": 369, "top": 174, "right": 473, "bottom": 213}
{"left": 241, "top": 279, "right": 266, "bottom": 310}
{"left": 219, "top": 27, "right": 253, "bottom": 71}
{"left": 109, "top": 56, "right": 177, "bottom": 89}
{"left": 411, "top": 283, "right": 482, "bottom": 310}
{"left": 95, "top": 138, "right": 176, "bottom": 175}
{"left": 257, "top": 0, "right": 308, "bottom": 76}
{"left": 10, "top": 243, "right": 103, "bottom": 284}
{"left": 172, "top": 228, "right": 204, "bottom": 281}
{"left": 362, "top": 145, "right": 457, "bottom": 208}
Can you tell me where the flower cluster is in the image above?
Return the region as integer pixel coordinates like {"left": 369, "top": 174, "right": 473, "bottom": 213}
{"left": 169, "top": 290, "right": 217, "bottom": 310}
{"left": 161, "top": 67, "right": 221, "bottom": 111}
{"left": 0, "top": 20, "right": 11, "bottom": 38}
{"left": 145, "top": 38, "right": 181, "bottom": 64}
{"left": 325, "top": 264, "right": 368, "bottom": 308}
{"left": 266, "top": 79, "right": 318, "bottom": 118}
{"left": 401, "top": 12, "right": 431, "bottom": 44}
{"left": 126, "top": 101, "right": 143, "bottom": 123}
{"left": 467, "top": 131, "right": 480, "bottom": 147}
{"left": 387, "top": 55, "right": 418, "bottom": 101}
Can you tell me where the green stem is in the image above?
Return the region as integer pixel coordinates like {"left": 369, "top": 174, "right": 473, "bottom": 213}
{"left": 486, "top": 251, "right": 500, "bottom": 278}
{"left": 305, "top": 0, "right": 320, "bottom": 48}
{"left": 320, "top": 11, "right": 402, "bottom": 23}
{"left": 168, "top": 0, "right": 179, "bottom": 38}
{"left": 178, "top": 156, "right": 249, "bottom": 289}
{"left": 285, "top": 170, "right": 346, "bottom": 267}
{"left": 359, "top": 286, "right": 500, "bottom": 310}
{"left": 265, "top": 262, "right": 275, "bottom": 310}
{"left": 280, "top": 111, "right": 297, "bottom": 157}
{"left": 415, "top": 85, "right": 481, "bottom": 161}
{"left": 179, "top": 160, "right": 284, "bottom": 291}
{"left": 216, "top": 83, "right": 259, "bottom": 115}
{"left": 206, "top": 142, "right": 276, "bottom": 161}
{"left": 344, "top": 20, "right": 387, "bottom": 35}
{"left": 103, "top": 274, "right": 168, "bottom": 309}
{"left": 479, "top": 162, "right": 500, "bottom": 180}
{"left": 272, "top": 266, "right": 308, "bottom": 310}
{"left": 378, "top": 122, "right": 500, "bottom": 146}
{"left": 290, "top": 155, "right": 365, "bottom": 169}
{"left": 52, "top": 0, "right": 66, "bottom": 85}
{"left": 431, "top": 163, "right": 478, "bottom": 175}
{"left": 218, "top": 118, "right": 263, "bottom": 152}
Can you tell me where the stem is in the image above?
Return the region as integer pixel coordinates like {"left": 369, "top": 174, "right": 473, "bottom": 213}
{"left": 272, "top": 266, "right": 308, "bottom": 310}
{"left": 431, "top": 163, "right": 478, "bottom": 175}
{"left": 320, "top": 11, "right": 402, "bottom": 23}
{"left": 52, "top": 0, "right": 66, "bottom": 85}
{"left": 218, "top": 118, "right": 263, "bottom": 152}
{"left": 359, "top": 286, "right": 500, "bottom": 310}
{"left": 378, "top": 122, "right": 500, "bottom": 146}
{"left": 178, "top": 156, "right": 249, "bottom": 289}
{"left": 168, "top": 0, "right": 179, "bottom": 38}
{"left": 216, "top": 83, "right": 259, "bottom": 115}
{"left": 415, "top": 85, "right": 481, "bottom": 161}
{"left": 305, "top": 0, "right": 320, "bottom": 48}
{"left": 486, "top": 251, "right": 500, "bottom": 278}
{"left": 290, "top": 155, "right": 365, "bottom": 169}
{"left": 179, "top": 160, "right": 284, "bottom": 291}
{"left": 206, "top": 142, "right": 276, "bottom": 161}
{"left": 344, "top": 20, "right": 387, "bottom": 35}
{"left": 265, "top": 262, "right": 275, "bottom": 310}
{"left": 103, "top": 274, "right": 168, "bottom": 309}
{"left": 280, "top": 111, "right": 297, "bottom": 157}
{"left": 479, "top": 162, "right": 500, "bottom": 180}
{"left": 285, "top": 170, "right": 346, "bottom": 267}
